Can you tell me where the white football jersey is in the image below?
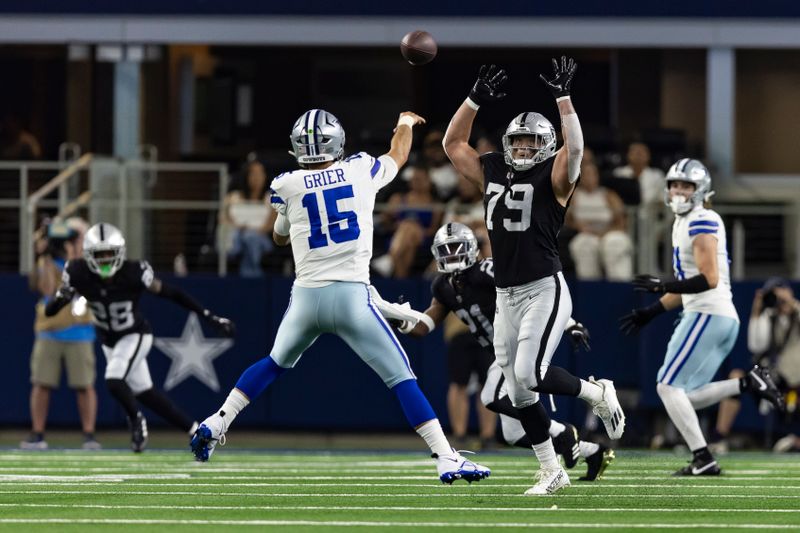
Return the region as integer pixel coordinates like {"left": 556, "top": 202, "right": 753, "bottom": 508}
{"left": 671, "top": 206, "right": 739, "bottom": 321}
{"left": 270, "top": 152, "right": 398, "bottom": 287}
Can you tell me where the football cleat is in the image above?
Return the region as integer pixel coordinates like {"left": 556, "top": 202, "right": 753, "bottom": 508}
{"left": 589, "top": 377, "right": 626, "bottom": 440}
{"left": 743, "top": 365, "right": 786, "bottom": 412}
{"left": 579, "top": 446, "right": 615, "bottom": 481}
{"left": 524, "top": 467, "right": 570, "bottom": 495}
{"left": 552, "top": 423, "right": 580, "bottom": 469}
{"left": 433, "top": 449, "right": 490, "bottom": 484}
{"left": 81, "top": 436, "right": 102, "bottom": 451}
{"left": 673, "top": 456, "right": 721, "bottom": 476}
{"left": 129, "top": 412, "right": 148, "bottom": 453}
{"left": 191, "top": 413, "right": 228, "bottom": 462}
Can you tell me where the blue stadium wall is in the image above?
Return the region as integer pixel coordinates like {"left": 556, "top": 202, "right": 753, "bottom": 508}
{"left": 0, "top": 274, "right": 772, "bottom": 435}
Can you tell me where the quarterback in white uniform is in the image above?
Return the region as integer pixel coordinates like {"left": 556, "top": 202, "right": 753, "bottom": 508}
{"left": 191, "top": 108, "right": 490, "bottom": 484}
{"left": 620, "top": 158, "right": 784, "bottom": 476}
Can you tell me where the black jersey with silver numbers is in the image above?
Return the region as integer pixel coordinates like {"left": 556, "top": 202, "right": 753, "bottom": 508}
{"left": 481, "top": 152, "right": 566, "bottom": 288}
{"left": 431, "top": 258, "right": 497, "bottom": 348}
{"left": 62, "top": 259, "right": 154, "bottom": 346}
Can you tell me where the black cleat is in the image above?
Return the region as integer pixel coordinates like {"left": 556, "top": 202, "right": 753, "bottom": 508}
{"left": 552, "top": 423, "right": 580, "bottom": 468}
{"left": 673, "top": 456, "right": 721, "bottom": 476}
{"left": 744, "top": 365, "right": 786, "bottom": 412}
{"left": 129, "top": 411, "right": 148, "bottom": 453}
{"left": 579, "top": 445, "right": 615, "bottom": 481}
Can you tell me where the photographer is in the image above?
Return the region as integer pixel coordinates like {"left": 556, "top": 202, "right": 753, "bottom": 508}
{"left": 710, "top": 278, "right": 798, "bottom": 453}
{"left": 22, "top": 219, "right": 99, "bottom": 450}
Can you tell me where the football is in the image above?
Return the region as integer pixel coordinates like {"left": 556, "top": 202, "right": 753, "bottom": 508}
{"left": 400, "top": 30, "right": 437, "bottom": 65}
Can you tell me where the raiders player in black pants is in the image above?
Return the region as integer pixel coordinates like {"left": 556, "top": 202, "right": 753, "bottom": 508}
{"left": 386, "top": 222, "right": 614, "bottom": 481}
{"left": 46, "top": 223, "right": 235, "bottom": 452}
{"left": 442, "top": 57, "right": 624, "bottom": 494}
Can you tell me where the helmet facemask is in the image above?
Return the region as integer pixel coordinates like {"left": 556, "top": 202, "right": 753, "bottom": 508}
{"left": 85, "top": 246, "right": 125, "bottom": 278}
{"left": 502, "top": 112, "right": 557, "bottom": 171}
{"left": 431, "top": 223, "right": 479, "bottom": 273}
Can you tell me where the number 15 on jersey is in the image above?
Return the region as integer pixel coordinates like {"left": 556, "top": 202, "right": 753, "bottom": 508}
{"left": 301, "top": 185, "right": 361, "bottom": 249}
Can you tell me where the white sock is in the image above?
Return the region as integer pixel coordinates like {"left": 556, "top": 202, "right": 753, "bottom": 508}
{"left": 578, "top": 379, "right": 603, "bottom": 404}
{"left": 686, "top": 379, "right": 741, "bottom": 410}
{"left": 532, "top": 438, "right": 560, "bottom": 470}
{"left": 416, "top": 419, "right": 452, "bottom": 457}
{"left": 219, "top": 388, "right": 250, "bottom": 427}
{"left": 549, "top": 420, "right": 566, "bottom": 437}
{"left": 657, "top": 383, "right": 707, "bottom": 451}
{"left": 579, "top": 441, "right": 600, "bottom": 458}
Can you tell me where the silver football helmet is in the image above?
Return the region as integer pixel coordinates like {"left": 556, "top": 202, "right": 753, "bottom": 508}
{"left": 289, "top": 109, "right": 345, "bottom": 166}
{"left": 502, "top": 112, "right": 557, "bottom": 171}
{"left": 431, "top": 222, "right": 479, "bottom": 273}
{"left": 664, "top": 158, "right": 713, "bottom": 215}
{"left": 83, "top": 222, "right": 126, "bottom": 278}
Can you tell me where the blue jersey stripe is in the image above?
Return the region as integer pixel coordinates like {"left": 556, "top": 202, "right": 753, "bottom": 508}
{"left": 689, "top": 228, "right": 718, "bottom": 236}
{"left": 369, "top": 158, "right": 382, "bottom": 178}
{"left": 689, "top": 220, "right": 719, "bottom": 227}
{"left": 673, "top": 247, "right": 685, "bottom": 280}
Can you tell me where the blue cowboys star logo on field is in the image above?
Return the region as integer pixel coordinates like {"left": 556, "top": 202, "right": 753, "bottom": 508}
{"left": 154, "top": 313, "right": 233, "bottom": 392}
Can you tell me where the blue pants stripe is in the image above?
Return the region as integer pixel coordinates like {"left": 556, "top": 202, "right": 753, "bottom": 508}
{"left": 667, "top": 314, "right": 712, "bottom": 385}
{"left": 660, "top": 313, "right": 704, "bottom": 381}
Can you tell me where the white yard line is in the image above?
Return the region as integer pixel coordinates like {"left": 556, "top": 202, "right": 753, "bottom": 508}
{"left": 0, "top": 518, "right": 797, "bottom": 528}
{"left": 1, "top": 503, "right": 799, "bottom": 513}
{"left": 2, "top": 490, "right": 799, "bottom": 499}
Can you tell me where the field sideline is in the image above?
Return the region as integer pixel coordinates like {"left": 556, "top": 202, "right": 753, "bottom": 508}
{"left": 0, "top": 449, "right": 798, "bottom": 532}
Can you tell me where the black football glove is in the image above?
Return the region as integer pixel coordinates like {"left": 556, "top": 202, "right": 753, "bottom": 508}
{"left": 539, "top": 56, "right": 577, "bottom": 99}
{"left": 633, "top": 274, "right": 667, "bottom": 294}
{"left": 204, "top": 311, "right": 236, "bottom": 338}
{"left": 469, "top": 64, "right": 508, "bottom": 106}
{"left": 618, "top": 301, "right": 667, "bottom": 336}
{"left": 566, "top": 322, "right": 591, "bottom": 351}
{"left": 54, "top": 285, "right": 76, "bottom": 303}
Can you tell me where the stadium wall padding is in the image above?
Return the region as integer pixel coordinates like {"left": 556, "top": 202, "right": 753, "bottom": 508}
{"left": 0, "top": 274, "right": 772, "bottom": 433}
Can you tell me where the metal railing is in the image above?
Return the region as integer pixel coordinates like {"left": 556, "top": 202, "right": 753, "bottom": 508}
{"left": 1, "top": 157, "right": 229, "bottom": 275}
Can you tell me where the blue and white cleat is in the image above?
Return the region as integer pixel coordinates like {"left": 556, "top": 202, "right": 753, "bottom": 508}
{"left": 433, "top": 449, "right": 491, "bottom": 484}
{"left": 190, "top": 413, "right": 227, "bottom": 462}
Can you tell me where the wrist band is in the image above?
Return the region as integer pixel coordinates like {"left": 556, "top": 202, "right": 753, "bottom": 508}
{"left": 556, "top": 95, "right": 571, "bottom": 103}
{"left": 397, "top": 115, "right": 416, "bottom": 128}
{"left": 419, "top": 313, "right": 436, "bottom": 332}
{"left": 465, "top": 97, "right": 480, "bottom": 111}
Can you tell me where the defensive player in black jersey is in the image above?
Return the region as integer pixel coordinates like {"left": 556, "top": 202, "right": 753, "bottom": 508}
{"left": 390, "top": 222, "right": 614, "bottom": 481}
{"left": 46, "top": 223, "right": 235, "bottom": 452}
{"left": 442, "top": 57, "right": 625, "bottom": 494}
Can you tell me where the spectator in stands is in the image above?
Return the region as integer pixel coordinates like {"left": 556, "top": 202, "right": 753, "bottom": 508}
{"left": 613, "top": 141, "right": 665, "bottom": 208}
{"left": 443, "top": 175, "right": 491, "bottom": 258}
{"left": 0, "top": 113, "right": 42, "bottom": 160}
{"left": 221, "top": 160, "right": 275, "bottom": 277}
{"left": 22, "top": 218, "right": 99, "bottom": 450}
{"left": 711, "top": 279, "right": 800, "bottom": 453}
{"left": 422, "top": 130, "right": 460, "bottom": 201}
{"left": 371, "top": 165, "right": 442, "bottom": 278}
{"left": 567, "top": 156, "right": 633, "bottom": 280}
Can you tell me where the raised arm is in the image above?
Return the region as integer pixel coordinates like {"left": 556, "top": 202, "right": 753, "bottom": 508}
{"left": 540, "top": 56, "right": 583, "bottom": 203}
{"left": 406, "top": 296, "right": 449, "bottom": 337}
{"left": 443, "top": 65, "right": 508, "bottom": 189}
{"left": 383, "top": 111, "right": 426, "bottom": 169}
{"left": 148, "top": 277, "right": 236, "bottom": 337}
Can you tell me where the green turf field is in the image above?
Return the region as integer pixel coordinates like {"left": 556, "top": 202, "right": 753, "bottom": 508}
{"left": 0, "top": 449, "right": 798, "bottom": 531}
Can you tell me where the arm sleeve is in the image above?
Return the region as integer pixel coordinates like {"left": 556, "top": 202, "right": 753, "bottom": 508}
{"left": 371, "top": 155, "right": 400, "bottom": 191}
{"left": 561, "top": 113, "right": 584, "bottom": 184}
{"left": 44, "top": 264, "right": 75, "bottom": 317}
{"left": 747, "top": 312, "right": 772, "bottom": 354}
{"left": 157, "top": 283, "right": 208, "bottom": 316}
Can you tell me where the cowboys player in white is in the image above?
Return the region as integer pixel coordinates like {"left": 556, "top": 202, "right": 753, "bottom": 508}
{"left": 191, "top": 109, "right": 490, "bottom": 484}
{"left": 442, "top": 57, "right": 625, "bottom": 495}
{"left": 620, "top": 159, "right": 785, "bottom": 475}
{"left": 381, "top": 222, "right": 615, "bottom": 481}
{"left": 46, "top": 223, "right": 235, "bottom": 452}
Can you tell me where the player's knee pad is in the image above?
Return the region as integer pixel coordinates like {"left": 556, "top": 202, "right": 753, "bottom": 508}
{"left": 480, "top": 365, "right": 504, "bottom": 407}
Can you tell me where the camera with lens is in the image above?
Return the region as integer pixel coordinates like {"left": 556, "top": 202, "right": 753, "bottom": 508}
{"left": 762, "top": 277, "right": 789, "bottom": 309}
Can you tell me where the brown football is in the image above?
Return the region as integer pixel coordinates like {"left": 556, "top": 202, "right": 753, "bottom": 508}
{"left": 400, "top": 30, "right": 437, "bottom": 66}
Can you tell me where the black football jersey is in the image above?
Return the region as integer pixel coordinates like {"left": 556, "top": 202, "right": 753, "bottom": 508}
{"left": 480, "top": 152, "right": 567, "bottom": 288}
{"left": 62, "top": 259, "right": 154, "bottom": 345}
{"left": 431, "top": 258, "right": 497, "bottom": 348}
